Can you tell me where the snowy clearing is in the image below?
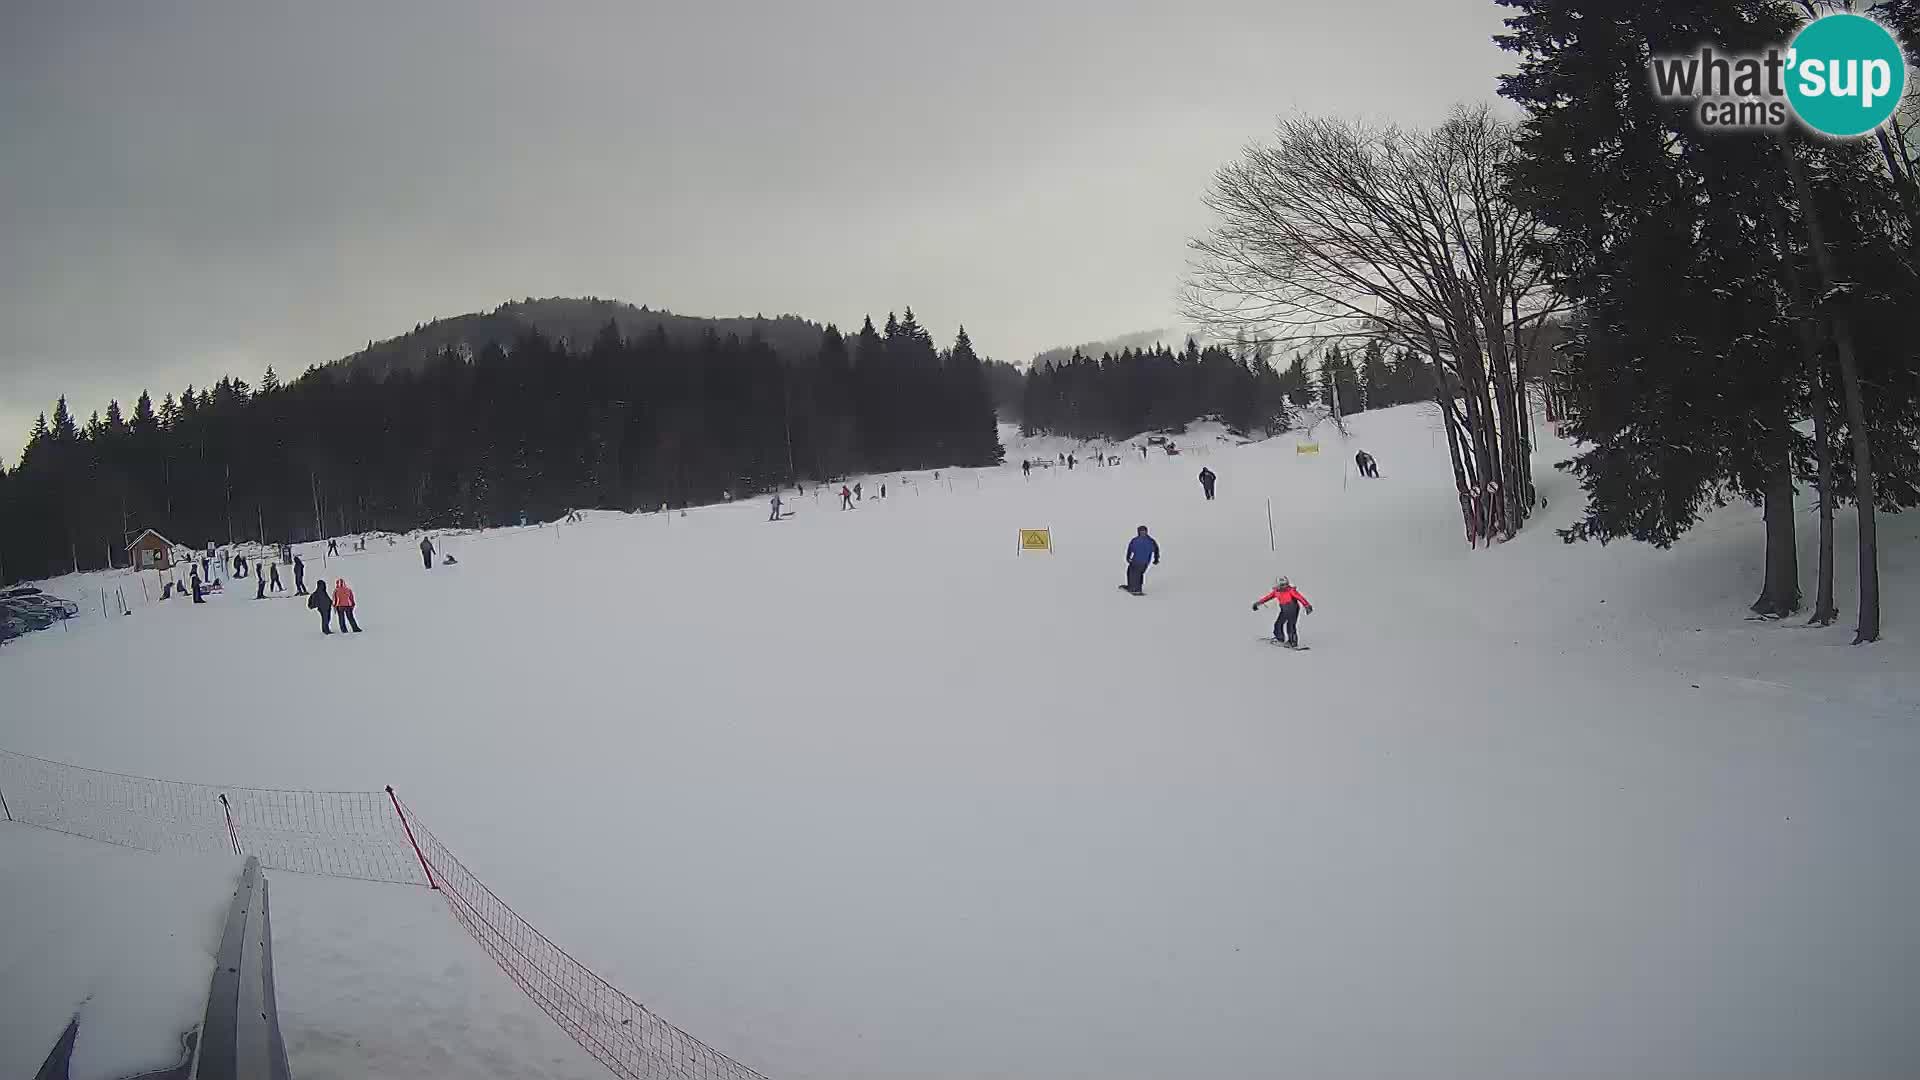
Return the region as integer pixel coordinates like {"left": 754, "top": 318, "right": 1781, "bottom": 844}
{"left": 3, "top": 403, "right": 1917, "bottom": 1079}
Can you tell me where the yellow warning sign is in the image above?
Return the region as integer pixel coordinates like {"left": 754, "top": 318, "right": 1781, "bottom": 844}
{"left": 1018, "top": 528, "right": 1052, "bottom": 553}
{"left": 1296, "top": 442, "right": 1320, "bottom": 455}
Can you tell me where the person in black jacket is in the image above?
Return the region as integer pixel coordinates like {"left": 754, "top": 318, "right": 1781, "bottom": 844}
{"left": 293, "top": 554, "right": 306, "bottom": 594}
{"left": 308, "top": 579, "right": 333, "bottom": 634}
{"left": 1198, "top": 467, "right": 1217, "bottom": 500}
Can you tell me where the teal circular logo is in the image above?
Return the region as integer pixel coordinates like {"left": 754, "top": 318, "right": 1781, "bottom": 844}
{"left": 1786, "top": 14, "right": 1907, "bottom": 138}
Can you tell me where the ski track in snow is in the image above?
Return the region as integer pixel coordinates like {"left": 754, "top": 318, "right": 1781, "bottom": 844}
{"left": 3, "top": 405, "right": 1917, "bottom": 1080}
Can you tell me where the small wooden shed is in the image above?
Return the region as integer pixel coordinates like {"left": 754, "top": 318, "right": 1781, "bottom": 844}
{"left": 127, "top": 529, "right": 177, "bottom": 571}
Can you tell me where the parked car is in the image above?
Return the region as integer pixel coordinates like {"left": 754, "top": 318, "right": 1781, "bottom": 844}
{"left": 0, "top": 600, "right": 54, "bottom": 632}
{"left": 38, "top": 594, "right": 79, "bottom": 618}
{"left": 1, "top": 586, "right": 78, "bottom": 618}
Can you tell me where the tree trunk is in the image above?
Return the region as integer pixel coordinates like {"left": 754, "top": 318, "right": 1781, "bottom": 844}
{"left": 1767, "top": 174, "right": 1837, "bottom": 626}
{"left": 1785, "top": 144, "right": 1879, "bottom": 643}
{"left": 1419, "top": 329, "right": 1477, "bottom": 544}
{"left": 1752, "top": 452, "right": 1801, "bottom": 617}
{"left": 1809, "top": 387, "right": 1838, "bottom": 625}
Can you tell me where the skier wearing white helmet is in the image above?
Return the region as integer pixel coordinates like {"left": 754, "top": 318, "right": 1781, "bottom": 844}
{"left": 1252, "top": 576, "right": 1314, "bottom": 648}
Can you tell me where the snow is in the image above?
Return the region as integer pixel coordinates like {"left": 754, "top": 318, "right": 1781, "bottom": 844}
{"left": 271, "top": 873, "right": 603, "bottom": 1079}
{"left": 0, "top": 823, "right": 236, "bottom": 1080}
{"left": 3, "top": 402, "right": 1917, "bottom": 1079}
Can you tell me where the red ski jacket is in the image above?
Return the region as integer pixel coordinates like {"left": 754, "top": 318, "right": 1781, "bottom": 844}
{"left": 1254, "top": 586, "right": 1311, "bottom": 611}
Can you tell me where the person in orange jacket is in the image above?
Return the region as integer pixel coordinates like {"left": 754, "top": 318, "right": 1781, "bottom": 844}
{"left": 332, "top": 578, "right": 362, "bottom": 633}
{"left": 1252, "top": 577, "right": 1313, "bottom": 648}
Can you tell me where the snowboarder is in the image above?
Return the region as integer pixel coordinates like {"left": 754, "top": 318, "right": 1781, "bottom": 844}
{"left": 1252, "top": 577, "right": 1314, "bottom": 648}
{"left": 839, "top": 485, "right": 853, "bottom": 510}
{"left": 769, "top": 492, "right": 783, "bottom": 521}
{"left": 420, "top": 535, "right": 435, "bottom": 570}
{"left": 269, "top": 562, "right": 283, "bottom": 592}
{"left": 1355, "top": 450, "right": 1379, "bottom": 478}
{"left": 332, "top": 578, "right": 361, "bottom": 633}
{"left": 1198, "top": 467, "right": 1216, "bottom": 500}
{"left": 308, "top": 579, "right": 333, "bottom": 634}
{"left": 1123, "top": 525, "right": 1160, "bottom": 595}
{"left": 854, "top": 482, "right": 863, "bottom": 501}
{"left": 293, "top": 554, "right": 306, "bottom": 594}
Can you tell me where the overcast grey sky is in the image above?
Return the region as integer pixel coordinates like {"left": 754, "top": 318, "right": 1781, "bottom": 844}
{"left": 1, "top": 0, "right": 1513, "bottom": 464}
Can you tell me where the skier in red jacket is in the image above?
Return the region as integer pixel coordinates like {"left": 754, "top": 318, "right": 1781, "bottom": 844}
{"left": 1252, "top": 578, "right": 1313, "bottom": 648}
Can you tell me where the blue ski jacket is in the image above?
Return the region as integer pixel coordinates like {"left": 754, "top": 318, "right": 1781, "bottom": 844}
{"left": 1126, "top": 535, "right": 1160, "bottom": 566}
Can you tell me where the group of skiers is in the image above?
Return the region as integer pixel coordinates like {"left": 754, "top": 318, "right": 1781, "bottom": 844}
{"left": 1120, "top": 521, "right": 1317, "bottom": 646}
{"left": 306, "top": 576, "right": 361, "bottom": 634}
{"left": 832, "top": 482, "right": 884, "bottom": 511}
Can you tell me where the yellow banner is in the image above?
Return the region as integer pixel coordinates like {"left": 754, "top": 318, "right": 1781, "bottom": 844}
{"left": 1296, "top": 442, "right": 1320, "bottom": 455}
{"left": 1018, "top": 528, "right": 1052, "bottom": 553}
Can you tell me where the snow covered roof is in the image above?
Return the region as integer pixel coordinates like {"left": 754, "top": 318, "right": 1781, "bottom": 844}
{"left": 124, "top": 528, "right": 176, "bottom": 551}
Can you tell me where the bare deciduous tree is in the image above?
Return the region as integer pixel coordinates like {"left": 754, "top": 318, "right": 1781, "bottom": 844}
{"left": 1185, "top": 104, "right": 1563, "bottom": 545}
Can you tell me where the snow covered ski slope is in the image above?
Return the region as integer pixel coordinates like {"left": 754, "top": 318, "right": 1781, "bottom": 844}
{"left": 2, "top": 403, "right": 1916, "bottom": 1079}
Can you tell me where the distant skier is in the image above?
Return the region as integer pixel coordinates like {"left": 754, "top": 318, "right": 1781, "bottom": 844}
{"left": 191, "top": 570, "right": 206, "bottom": 604}
{"left": 1122, "top": 525, "right": 1160, "bottom": 595}
{"left": 1355, "top": 450, "right": 1379, "bottom": 478}
{"left": 1067, "top": 454, "right": 1076, "bottom": 470}
{"left": 293, "top": 554, "right": 306, "bottom": 594}
{"left": 880, "top": 483, "right": 887, "bottom": 498}
{"left": 308, "top": 579, "right": 333, "bottom": 634}
{"left": 332, "top": 578, "right": 361, "bottom": 633}
{"left": 854, "top": 482, "right": 863, "bottom": 501}
{"left": 769, "top": 492, "right": 783, "bottom": 521}
{"left": 1198, "top": 467, "right": 1217, "bottom": 500}
{"left": 420, "top": 535, "right": 435, "bottom": 570}
{"left": 327, "top": 538, "right": 338, "bottom": 556}
{"left": 269, "top": 562, "right": 283, "bottom": 592}
{"left": 1022, "top": 460, "right": 1032, "bottom": 479}
{"left": 1252, "top": 577, "right": 1314, "bottom": 648}
{"left": 256, "top": 573, "right": 267, "bottom": 600}
{"left": 840, "top": 485, "right": 853, "bottom": 510}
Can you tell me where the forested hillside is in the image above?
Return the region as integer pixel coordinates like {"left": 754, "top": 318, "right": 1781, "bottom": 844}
{"left": 0, "top": 307, "right": 1000, "bottom": 583}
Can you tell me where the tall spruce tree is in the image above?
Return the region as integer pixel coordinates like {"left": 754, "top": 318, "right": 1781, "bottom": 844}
{"left": 1498, "top": 0, "right": 1809, "bottom": 617}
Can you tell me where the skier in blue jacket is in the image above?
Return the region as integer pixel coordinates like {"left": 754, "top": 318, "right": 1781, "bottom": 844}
{"left": 1123, "top": 525, "right": 1160, "bottom": 594}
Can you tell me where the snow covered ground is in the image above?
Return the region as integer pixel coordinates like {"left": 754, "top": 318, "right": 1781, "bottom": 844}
{"left": 0, "top": 824, "right": 236, "bottom": 1080}
{"left": 3, "top": 403, "right": 1917, "bottom": 1079}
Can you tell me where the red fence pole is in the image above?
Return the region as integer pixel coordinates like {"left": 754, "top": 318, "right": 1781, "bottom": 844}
{"left": 387, "top": 786, "right": 437, "bottom": 890}
{"left": 218, "top": 793, "right": 240, "bottom": 855}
